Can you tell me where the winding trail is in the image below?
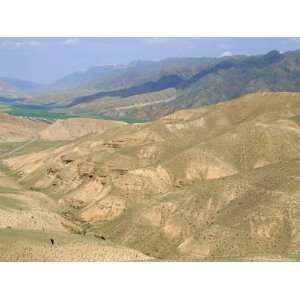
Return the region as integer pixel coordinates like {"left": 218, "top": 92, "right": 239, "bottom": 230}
{"left": 0, "top": 138, "right": 37, "bottom": 159}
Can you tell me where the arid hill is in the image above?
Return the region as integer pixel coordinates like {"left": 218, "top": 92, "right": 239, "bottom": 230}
{"left": 39, "top": 118, "right": 125, "bottom": 140}
{"left": 3, "top": 91, "right": 300, "bottom": 260}
{"left": 0, "top": 158, "right": 149, "bottom": 261}
{"left": 0, "top": 113, "right": 125, "bottom": 143}
{"left": 0, "top": 113, "right": 47, "bottom": 143}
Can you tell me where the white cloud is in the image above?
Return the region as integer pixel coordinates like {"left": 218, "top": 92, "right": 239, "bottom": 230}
{"left": 0, "top": 39, "right": 41, "bottom": 49}
{"left": 219, "top": 50, "right": 233, "bottom": 57}
{"left": 63, "top": 37, "right": 80, "bottom": 45}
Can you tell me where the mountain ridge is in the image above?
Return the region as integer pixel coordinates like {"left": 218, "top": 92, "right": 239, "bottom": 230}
{"left": 5, "top": 49, "right": 300, "bottom": 122}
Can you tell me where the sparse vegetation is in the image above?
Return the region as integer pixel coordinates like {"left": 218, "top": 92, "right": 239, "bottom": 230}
{"left": 2, "top": 91, "right": 300, "bottom": 261}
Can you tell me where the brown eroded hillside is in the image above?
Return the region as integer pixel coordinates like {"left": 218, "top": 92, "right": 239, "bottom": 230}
{"left": 0, "top": 163, "right": 149, "bottom": 261}
{"left": 0, "top": 115, "right": 148, "bottom": 261}
{"left": 3, "top": 91, "right": 300, "bottom": 260}
{"left": 38, "top": 118, "right": 125, "bottom": 140}
{"left": 0, "top": 113, "right": 125, "bottom": 143}
{"left": 0, "top": 113, "right": 47, "bottom": 143}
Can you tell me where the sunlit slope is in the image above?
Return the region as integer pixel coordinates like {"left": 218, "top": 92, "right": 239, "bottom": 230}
{"left": 0, "top": 113, "right": 126, "bottom": 143}
{"left": 0, "top": 164, "right": 149, "bottom": 261}
{"left": 0, "top": 113, "right": 47, "bottom": 142}
{"left": 39, "top": 118, "right": 125, "bottom": 140}
{"left": 0, "top": 229, "right": 150, "bottom": 261}
{"left": 4, "top": 91, "right": 300, "bottom": 260}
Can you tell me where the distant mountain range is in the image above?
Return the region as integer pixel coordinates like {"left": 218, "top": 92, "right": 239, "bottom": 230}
{"left": 0, "top": 77, "right": 43, "bottom": 99}
{"left": 5, "top": 49, "right": 300, "bottom": 120}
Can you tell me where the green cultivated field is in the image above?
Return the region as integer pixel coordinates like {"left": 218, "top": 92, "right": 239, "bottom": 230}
{"left": 0, "top": 102, "right": 145, "bottom": 123}
{"left": 7, "top": 104, "right": 74, "bottom": 119}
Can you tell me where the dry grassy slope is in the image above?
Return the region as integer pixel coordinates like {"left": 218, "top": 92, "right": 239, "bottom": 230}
{"left": 4, "top": 91, "right": 300, "bottom": 260}
{"left": 0, "top": 114, "right": 126, "bottom": 143}
{"left": 0, "top": 166, "right": 78, "bottom": 233}
{"left": 0, "top": 165, "right": 149, "bottom": 261}
{"left": 0, "top": 113, "right": 47, "bottom": 142}
{"left": 0, "top": 229, "right": 150, "bottom": 261}
{"left": 39, "top": 118, "right": 125, "bottom": 141}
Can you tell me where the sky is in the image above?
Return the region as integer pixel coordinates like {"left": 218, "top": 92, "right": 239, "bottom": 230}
{"left": 1, "top": 37, "right": 300, "bottom": 84}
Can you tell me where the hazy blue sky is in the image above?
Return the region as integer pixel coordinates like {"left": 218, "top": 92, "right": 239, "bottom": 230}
{"left": 1, "top": 37, "right": 300, "bottom": 83}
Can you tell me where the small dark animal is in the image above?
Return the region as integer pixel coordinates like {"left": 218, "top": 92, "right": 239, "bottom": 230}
{"left": 94, "top": 234, "right": 106, "bottom": 241}
{"left": 50, "top": 238, "right": 55, "bottom": 245}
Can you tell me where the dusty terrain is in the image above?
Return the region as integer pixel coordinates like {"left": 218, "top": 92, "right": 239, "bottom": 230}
{"left": 38, "top": 118, "right": 125, "bottom": 140}
{"left": 2, "top": 91, "right": 300, "bottom": 261}
{"left": 0, "top": 114, "right": 125, "bottom": 143}
{"left": 0, "top": 116, "right": 146, "bottom": 261}
{"left": 0, "top": 113, "right": 46, "bottom": 142}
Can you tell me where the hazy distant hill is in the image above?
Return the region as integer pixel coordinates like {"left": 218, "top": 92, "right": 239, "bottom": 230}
{"left": 19, "top": 49, "right": 300, "bottom": 121}
{"left": 29, "top": 57, "right": 216, "bottom": 104}
{"left": 61, "top": 50, "right": 300, "bottom": 120}
{"left": 53, "top": 57, "right": 214, "bottom": 91}
{"left": 49, "top": 65, "right": 121, "bottom": 90}
{"left": 0, "top": 77, "right": 42, "bottom": 91}
{"left": 0, "top": 77, "right": 42, "bottom": 99}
